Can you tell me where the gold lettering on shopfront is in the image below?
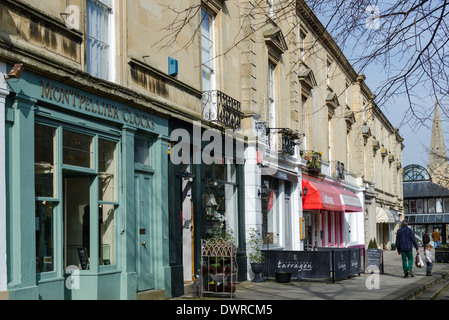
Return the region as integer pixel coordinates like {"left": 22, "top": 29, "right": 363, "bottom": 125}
{"left": 40, "top": 80, "right": 155, "bottom": 130}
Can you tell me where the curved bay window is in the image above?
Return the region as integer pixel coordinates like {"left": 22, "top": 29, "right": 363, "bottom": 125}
{"left": 34, "top": 121, "right": 118, "bottom": 275}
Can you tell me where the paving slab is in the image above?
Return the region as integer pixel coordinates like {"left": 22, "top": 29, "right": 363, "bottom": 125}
{"left": 175, "top": 248, "right": 449, "bottom": 301}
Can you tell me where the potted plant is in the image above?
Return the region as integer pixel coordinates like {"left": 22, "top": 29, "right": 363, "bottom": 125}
{"left": 303, "top": 150, "right": 322, "bottom": 173}
{"left": 248, "top": 228, "right": 264, "bottom": 282}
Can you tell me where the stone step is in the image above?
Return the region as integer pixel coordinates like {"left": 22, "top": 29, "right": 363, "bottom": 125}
{"left": 414, "top": 274, "right": 449, "bottom": 300}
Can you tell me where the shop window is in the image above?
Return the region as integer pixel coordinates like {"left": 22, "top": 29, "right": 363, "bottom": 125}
{"left": 99, "top": 204, "right": 115, "bottom": 265}
{"left": 35, "top": 124, "right": 56, "bottom": 197}
{"left": 63, "top": 129, "right": 93, "bottom": 168}
{"left": 99, "top": 139, "right": 116, "bottom": 202}
{"left": 86, "top": 0, "right": 113, "bottom": 80}
{"left": 215, "top": 163, "right": 226, "bottom": 181}
{"left": 35, "top": 201, "right": 54, "bottom": 273}
{"left": 204, "top": 163, "right": 239, "bottom": 244}
{"left": 261, "top": 177, "right": 279, "bottom": 245}
{"left": 134, "top": 138, "right": 150, "bottom": 165}
{"left": 64, "top": 177, "right": 91, "bottom": 270}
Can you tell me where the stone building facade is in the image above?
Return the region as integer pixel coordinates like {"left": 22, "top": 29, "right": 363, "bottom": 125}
{"left": 0, "top": 0, "right": 403, "bottom": 299}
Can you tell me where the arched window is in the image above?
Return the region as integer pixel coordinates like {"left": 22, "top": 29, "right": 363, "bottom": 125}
{"left": 403, "top": 164, "right": 431, "bottom": 181}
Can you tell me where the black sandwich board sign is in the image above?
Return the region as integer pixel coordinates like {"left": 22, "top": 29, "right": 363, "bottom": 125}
{"left": 365, "top": 248, "right": 383, "bottom": 274}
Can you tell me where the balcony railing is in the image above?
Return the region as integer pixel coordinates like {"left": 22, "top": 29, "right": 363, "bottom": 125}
{"left": 264, "top": 128, "right": 300, "bottom": 157}
{"left": 280, "top": 129, "right": 299, "bottom": 156}
{"left": 202, "top": 90, "right": 243, "bottom": 130}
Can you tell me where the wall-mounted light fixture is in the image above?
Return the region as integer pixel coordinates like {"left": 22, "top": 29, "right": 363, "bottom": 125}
{"left": 176, "top": 171, "right": 195, "bottom": 183}
{"left": 300, "top": 186, "right": 308, "bottom": 198}
{"left": 3, "top": 63, "right": 24, "bottom": 82}
{"left": 203, "top": 178, "right": 218, "bottom": 187}
{"left": 258, "top": 184, "right": 268, "bottom": 197}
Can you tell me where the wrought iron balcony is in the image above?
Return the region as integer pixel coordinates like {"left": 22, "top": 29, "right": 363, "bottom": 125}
{"left": 265, "top": 127, "right": 300, "bottom": 157}
{"left": 280, "top": 129, "right": 299, "bottom": 156}
{"left": 202, "top": 90, "right": 243, "bottom": 130}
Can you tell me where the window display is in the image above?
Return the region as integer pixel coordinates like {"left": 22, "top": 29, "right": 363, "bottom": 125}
{"left": 35, "top": 121, "right": 118, "bottom": 273}
{"left": 35, "top": 201, "right": 54, "bottom": 273}
{"left": 64, "top": 177, "right": 90, "bottom": 269}
{"left": 99, "top": 139, "right": 117, "bottom": 202}
{"left": 99, "top": 204, "right": 115, "bottom": 265}
{"left": 204, "top": 163, "right": 238, "bottom": 244}
{"left": 35, "top": 124, "right": 56, "bottom": 197}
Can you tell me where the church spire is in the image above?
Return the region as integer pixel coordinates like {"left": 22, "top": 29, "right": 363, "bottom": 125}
{"left": 428, "top": 97, "right": 449, "bottom": 186}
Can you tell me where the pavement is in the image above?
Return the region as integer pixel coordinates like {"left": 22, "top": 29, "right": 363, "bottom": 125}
{"left": 175, "top": 248, "right": 449, "bottom": 301}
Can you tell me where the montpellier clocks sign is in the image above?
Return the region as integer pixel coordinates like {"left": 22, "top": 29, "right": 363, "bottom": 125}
{"left": 40, "top": 80, "right": 156, "bottom": 131}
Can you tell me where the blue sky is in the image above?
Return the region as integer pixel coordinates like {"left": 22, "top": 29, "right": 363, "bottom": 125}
{"left": 314, "top": 3, "right": 449, "bottom": 169}
{"left": 362, "top": 63, "right": 433, "bottom": 168}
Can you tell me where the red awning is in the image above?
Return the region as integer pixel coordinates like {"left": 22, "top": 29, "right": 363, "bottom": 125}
{"left": 302, "top": 179, "right": 342, "bottom": 211}
{"left": 302, "top": 178, "right": 363, "bottom": 212}
{"left": 331, "top": 186, "right": 362, "bottom": 212}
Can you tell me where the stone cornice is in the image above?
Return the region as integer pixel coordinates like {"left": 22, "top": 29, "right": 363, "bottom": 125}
{"left": 296, "top": 0, "right": 358, "bottom": 81}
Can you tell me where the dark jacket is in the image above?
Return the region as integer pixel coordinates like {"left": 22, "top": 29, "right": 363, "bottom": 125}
{"left": 396, "top": 225, "right": 419, "bottom": 252}
{"left": 423, "top": 233, "right": 430, "bottom": 244}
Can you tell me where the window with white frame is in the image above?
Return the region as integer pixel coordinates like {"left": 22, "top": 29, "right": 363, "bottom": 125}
{"left": 328, "top": 116, "right": 333, "bottom": 163}
{"left": 268, "top": 62, "right": 276, "bottom": 149}
{"left": 301, "top": 94, "right": 308, "bottom": 150}
{"left": 86, "top": 0, "right": 113, "bottom": 80}
{"left": 326, "top": 60, "right": 331, "bottom": 86}
{"left": 201, "top": 8, "right": 216, "bottom": 92}
{"left": 346, "top": 128, "right": 351, "bottom": 171}
{"left": 299, "top": 32, "right": 306, "bottom": 60}
{"left": 345, "top": 80, "right": 350, "bottom": 106}
{"left": 267, "top": 0, "right": 275, "bottom": 18}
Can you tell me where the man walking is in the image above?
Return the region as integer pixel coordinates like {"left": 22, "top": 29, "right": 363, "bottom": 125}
{"left": 396, "top": 220, "right": 419, "bottom": 278}
{"left": 432, "top": 229, "right": 441, "bottom": 248}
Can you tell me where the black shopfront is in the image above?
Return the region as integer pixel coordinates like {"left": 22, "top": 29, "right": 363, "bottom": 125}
{"left": 167, "top": 118, "right": 246, "bottom": 296}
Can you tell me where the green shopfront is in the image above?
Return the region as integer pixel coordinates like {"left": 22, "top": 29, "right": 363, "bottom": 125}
{"left": 5, "top": 70, "right": 172, "bottom": 300}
